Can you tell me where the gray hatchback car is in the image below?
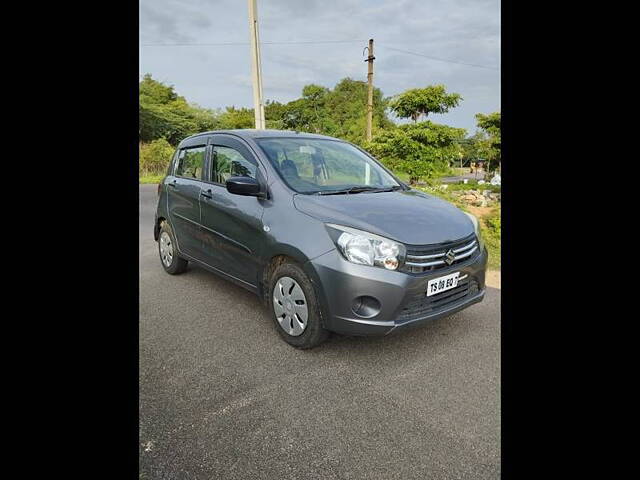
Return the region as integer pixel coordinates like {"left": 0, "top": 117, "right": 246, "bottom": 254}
{"left": 154, "top": 129, "right": 488, "bottom": 348}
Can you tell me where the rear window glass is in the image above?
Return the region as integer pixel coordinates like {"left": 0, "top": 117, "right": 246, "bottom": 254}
{"left": 175, "top": 146, "right": 205, "bottom": 179}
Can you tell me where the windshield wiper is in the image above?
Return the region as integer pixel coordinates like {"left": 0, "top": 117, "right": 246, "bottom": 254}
{"left": 315, "top": 185, "right": 402, "bottom": 195}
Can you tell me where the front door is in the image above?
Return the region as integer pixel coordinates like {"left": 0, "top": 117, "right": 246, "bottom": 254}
{"left": 199, "top": 135, "right": 267, "bottom": 286}
{"left": 166, "top": 144, "right": 206, "bottom": 259}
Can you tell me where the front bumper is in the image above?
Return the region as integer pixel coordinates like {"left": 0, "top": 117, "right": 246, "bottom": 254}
{"left": 307, "top": 246, "right": 488, "bottom": 336}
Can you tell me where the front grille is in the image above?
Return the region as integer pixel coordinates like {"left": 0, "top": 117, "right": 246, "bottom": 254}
{"left": 397, "top": 278, "right": 479, "bottom": 322}
{"left": 401, "top": 234, "right": 479, "bottom": 274}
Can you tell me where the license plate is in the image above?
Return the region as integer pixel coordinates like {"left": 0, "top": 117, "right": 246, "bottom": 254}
{"left": 427, "top": 272, "right": 460, "bottom": 297}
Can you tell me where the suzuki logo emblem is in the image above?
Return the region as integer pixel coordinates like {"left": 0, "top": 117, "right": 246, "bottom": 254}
{"left": 444, "top": 249, "right": 456, "bottom": 265}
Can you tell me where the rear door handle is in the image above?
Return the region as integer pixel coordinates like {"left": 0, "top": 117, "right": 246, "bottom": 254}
{"left": 168, "top": 181, "right": 178, "bottom": 188}
{"left": 200, "top": 189, "right": 213, "bottom": 199}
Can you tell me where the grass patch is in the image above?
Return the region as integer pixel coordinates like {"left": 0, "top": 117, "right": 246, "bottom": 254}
{"left": 391, "top": 170, "right": 451, "bottom": 186}
{"left": 393, "top": 171, "right": 411, "bottom": 183}
{"left": 414, "top": 184, "right": 464, "bottom": 207}
{"left": 140, "top": 174, "right": 164, "bottom": 184}
{"left": 445, "top": 181, "right": 501, "bottom": 193}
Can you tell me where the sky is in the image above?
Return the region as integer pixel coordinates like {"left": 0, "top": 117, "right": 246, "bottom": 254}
{"left": 140, "top": 0, "right": 500, "bottom": 134}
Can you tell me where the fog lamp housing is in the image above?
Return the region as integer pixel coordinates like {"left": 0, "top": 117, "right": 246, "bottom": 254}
{"left": 352, "top": 296, "right": 381, "bottom": 318}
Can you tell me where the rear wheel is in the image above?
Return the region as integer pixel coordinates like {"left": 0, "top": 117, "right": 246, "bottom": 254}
{"left": 158, "top": 221, "right": 188, "bottom": 275}
{"left": 268, "top": 262, "right": 329, "bottom": 349}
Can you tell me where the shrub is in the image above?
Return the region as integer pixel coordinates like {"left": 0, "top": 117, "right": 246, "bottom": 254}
{"left": 140, "top": 138, "right": 175, "bottom": 177}
{"left": 484, "top": 209, "right": 501, "bottom": 236}
{"left": 480, "top": 208, "right": 501, "bottom": 269}
{"left": 367, "top": 121, "right": 466, "bottom": 184}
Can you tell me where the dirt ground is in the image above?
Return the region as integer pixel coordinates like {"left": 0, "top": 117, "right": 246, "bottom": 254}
{"left": 486, "top": 270, "right": 501, "bottom": 289}
{"left": 465, "top": 205, "right": 494, "bottom": 218}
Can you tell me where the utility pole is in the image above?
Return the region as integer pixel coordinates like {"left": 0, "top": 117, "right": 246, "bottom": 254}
{"left": 248, "top": 0, "right": 265, "bottom": 129}
{"left": 364, "top": 38, "right": 375, "bottom": 142}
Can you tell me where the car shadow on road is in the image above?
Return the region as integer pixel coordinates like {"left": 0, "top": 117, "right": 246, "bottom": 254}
{"left": 183, "top": 262, "right": 499, "bottom": 358}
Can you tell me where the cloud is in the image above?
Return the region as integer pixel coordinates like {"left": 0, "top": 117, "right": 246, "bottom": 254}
{"left": 140, "top": 0, "right": 500, "bottom": 132}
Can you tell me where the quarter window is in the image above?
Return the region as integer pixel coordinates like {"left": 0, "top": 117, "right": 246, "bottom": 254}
{"left": 212, "top": 146, "right": 257, "bottom": 184}
{"left": 175, "top": 146, "right": 205, "bottom": 179}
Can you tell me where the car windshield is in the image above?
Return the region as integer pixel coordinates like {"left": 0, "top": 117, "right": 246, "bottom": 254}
{"left": 255, "top": 137, "right": 400, "bottom": 194}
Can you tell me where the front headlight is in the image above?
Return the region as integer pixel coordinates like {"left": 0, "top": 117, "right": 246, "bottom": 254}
{"left": 326, "top": 224, "right": 406, "bottom": 270}
{"left": 464, "top": 212, "right": 485, "bottom": 251}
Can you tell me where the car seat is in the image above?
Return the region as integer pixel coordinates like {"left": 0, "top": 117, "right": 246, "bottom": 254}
{"left": 280, "top": 160, "right": 299, "bottom": 178}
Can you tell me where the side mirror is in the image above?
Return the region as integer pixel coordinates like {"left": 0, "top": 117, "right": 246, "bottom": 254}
{"left": 226, "top": 176, "right": 264, "bottom": 197}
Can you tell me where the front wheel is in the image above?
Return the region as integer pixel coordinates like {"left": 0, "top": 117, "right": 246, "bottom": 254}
{"left": 268, "top": 262, "right": 329, "bottom": 349}
{"left": 158, "top": 221, "right": 188, "bottom": 275}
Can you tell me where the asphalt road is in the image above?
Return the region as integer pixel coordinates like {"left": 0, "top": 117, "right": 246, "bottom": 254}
{"left": 139, "top": 184, "right": 501, "bottom": 480}
{"left": 440, "top": 171, "right": 488, "bottom": 184}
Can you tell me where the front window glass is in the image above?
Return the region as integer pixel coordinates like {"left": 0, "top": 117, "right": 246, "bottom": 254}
{"left": 212, "top": 146, "right": 257, "bottom": 184}
{"left": 255, "top": 138, "right": 399, "bottom": 194}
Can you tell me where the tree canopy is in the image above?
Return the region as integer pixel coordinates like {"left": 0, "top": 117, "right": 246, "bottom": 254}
{"left": 139, "top": 74, "right": 220, "bottom": 145}
{"left": 367, "top": 121, "right": 466, "bottom": 183}
{"left": 475, "top": 112, "right": 501, "bottom": 170}
{"left": 279, "top": 78, "right": 393, "bottom": 145}
{"left": 457, "top": 131, "right": 487, "bottom": 164}
{"left": 138, "top": 75, "right": 499, "bottom": 183}
{"left": 389, "top": 85, "right": 462, "bottom": 123}
{"left": 139, "top": 75, "right": 394, "bottom": 147}
{"left": 475, "top": 112, "right": 500, "bottom": 144}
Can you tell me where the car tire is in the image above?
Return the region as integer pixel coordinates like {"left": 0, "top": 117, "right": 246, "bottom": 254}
{"left": 268, "top": 262, "right": 329, "bottom": 349}
{"left": 158, "top": 221, "right": 188, "bottom": 275}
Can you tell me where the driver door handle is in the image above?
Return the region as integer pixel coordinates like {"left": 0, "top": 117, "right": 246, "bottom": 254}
{"left": 200, "top": 189, "right": 213, "bottom": 199}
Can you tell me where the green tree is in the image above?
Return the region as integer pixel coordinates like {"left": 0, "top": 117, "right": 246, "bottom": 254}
{"left": 139, "top": 73, "right": 178, "bottom": 104}
{"left": 475, "top": 112, "right": 501, "bottom": 172}
{"left": 367, "top": 121, "right": 466, "bottom": 183}
{"left": 217, "top": 106, "right": 255, "bottom": 129}
{"left": 139, "top": 75, "right": 395, "bottom": 146}
{"left": 456, "top": 131, "right": 487, "bottom": 166}
{"left": 324, "top": 78, "right": 393, "bottom": 144}
{"left": 280, "top": 78, "right": 393, "bottom": 145}
{"left": 280, "top": 84, "right": 331, "bottom": 134}
{"left": 139, "top": 74, "right": 220, "bottom": 145}
{"left": 389, "top": 85, "right": 462, "bottom": 123}
{"left": 265, "top": 100, "right": 288, "bottom": 129}
{"left": 208, "top": 101, "right": 290, "bottom": 130}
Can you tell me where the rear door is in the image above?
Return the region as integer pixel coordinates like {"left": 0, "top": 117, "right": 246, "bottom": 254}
{"left": 166, "top": 140, "right": 207, "bottom": 259}
{"left": 199, "top": 135, "right": 267, "bottom": 285}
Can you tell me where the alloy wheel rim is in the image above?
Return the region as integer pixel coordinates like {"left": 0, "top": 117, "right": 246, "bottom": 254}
{"left": 273, "top": 276, "right": 308, "bottom": 336}
{"left": 159, "top": 231, "right": 174, "bottom": 267}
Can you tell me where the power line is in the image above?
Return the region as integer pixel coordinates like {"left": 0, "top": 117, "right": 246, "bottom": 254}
{"left": 141, "top": 40, "right": 366, "bottom": 47}
{"left": 141, "top": 41, "right": 247, "bottom": 46}
{"left": 140, "top": 39, "right": 499, "bottom": 71}
{"left": 380, "top": 45, "right": 499, "bottom": 70}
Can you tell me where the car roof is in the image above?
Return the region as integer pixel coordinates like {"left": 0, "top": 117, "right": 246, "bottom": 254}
{"left": 182, "top": 129, "right": 341, "bottom": 143}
